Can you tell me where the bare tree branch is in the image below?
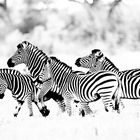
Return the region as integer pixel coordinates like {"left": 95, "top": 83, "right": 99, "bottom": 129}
{"left": 0, "top": 0, "right": 7, "bottom": 10}
{"left": 108, "top": 0, "right": 122, "bottom": 18}
{"left": 69, "top": 0, "right": 99, "bottom": 7}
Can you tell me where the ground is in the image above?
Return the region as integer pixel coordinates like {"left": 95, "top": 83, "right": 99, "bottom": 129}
{"left": 0, "top": 84, "right": 140, "bottom": 140}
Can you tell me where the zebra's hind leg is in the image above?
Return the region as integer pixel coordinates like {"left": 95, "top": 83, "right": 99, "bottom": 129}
{"left": 101, "top": 96, "right": 115, "bottom": 112}
{"left": 80, "top": 102, "right": 94, "bottom": 116}
{"left": 114, "top": 99, "right": 124, "bottom": 113}
{"left": 14, "top": 100, "right": 24, "bottom": 117}
{"left": 120, "top": 99, "right": 125, "bottom": 109}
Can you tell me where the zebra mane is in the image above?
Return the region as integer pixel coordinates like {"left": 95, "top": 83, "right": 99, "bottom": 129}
{"left": 27, "top": 43, "right": 46, "bottom": 57}
{"left": 105, "top": 57, "right": 119, "bottom": 71}
{"left": 21, "top": 41, "right": 47, "bottom": 59}
{"left": 50, "top": 57, "right": 72, "bottom": 71}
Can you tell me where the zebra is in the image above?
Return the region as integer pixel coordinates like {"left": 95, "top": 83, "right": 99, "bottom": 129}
{"left": 37, "top": 58, "right": 101, "bottom": 116}
{"left": 0, "top": 68, "right": 50, "bottom": 117}
{"left": 75, "top": 49, "right": 140, "bottom": 77}
{"left": 75, "top": 49, "right": 140, "bottom": 109}
{"left": 37, "top": 56, "right": 121, "bottom": 116}
{"left": 7, "top": 41, "right": 66, "bottom": 113}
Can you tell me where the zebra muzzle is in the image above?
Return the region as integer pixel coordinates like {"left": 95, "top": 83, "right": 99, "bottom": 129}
{"left": 7, "top": 59, "right": 15, "bottom": 67}
{"left": 75, "top": 58, "right": 81, "bottom": 67}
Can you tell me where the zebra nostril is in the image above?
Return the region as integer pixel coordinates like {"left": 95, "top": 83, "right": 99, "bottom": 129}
{"left": 75, "top": 58, "right": 81, "bottom": 67}
{"left": 7, "top": 59, "right": 15, "bottom": 67}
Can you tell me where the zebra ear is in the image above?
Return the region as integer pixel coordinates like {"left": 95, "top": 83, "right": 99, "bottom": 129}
{"left": 44, "top": 57, "right": 51, "bottom": 65}
{"left": 17, "top": 44, "right": 23, "bottom": 49}
{"left": 91, "top": 49, "right": 101, "bottom": 54}
{"left": 48, "top": 58, "right": 51, "bottom": 64}
{"left": 92, "top": 49, "right": 103, "bottom": 59}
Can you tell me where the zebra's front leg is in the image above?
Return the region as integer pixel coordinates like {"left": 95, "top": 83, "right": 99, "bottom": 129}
{"left": 14, "top": 100, "right": 24, "bottom": 117}
{"left": 56, "top": 99, "right": 66, "bottom": 112}
{"left": 80, "top": 102, "right": 94, "bottom": 116}
{"left": 27, "top": 93, "right": 35, "bottom": 116}
{"left": 33, "top": 95, "right": 50, "bottom": 117}
{"left": 65, "top": 96, "right": 73, "bottom": 116}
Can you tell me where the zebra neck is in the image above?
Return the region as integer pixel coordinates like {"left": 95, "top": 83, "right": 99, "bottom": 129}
{"left": 49, "top": 58, "right": 72, "bottom": 89}
{"left": 26, "top": 48, "right": 47, "bottom": 79}
{"left": 101, "top": 57, "right": 122, "bottom": 76}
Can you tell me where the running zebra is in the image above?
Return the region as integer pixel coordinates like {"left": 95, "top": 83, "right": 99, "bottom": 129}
{"left": 7, "top": 41, "right": 66, "bottom": 113}
{"left": 38, "top": 56, "right": 121, "bottom": 116}
{"left": 0, "top": 68, "right": 50, "bottom": 117}
{"left": 75, "top": 49, "right": 140, "bottom": 105}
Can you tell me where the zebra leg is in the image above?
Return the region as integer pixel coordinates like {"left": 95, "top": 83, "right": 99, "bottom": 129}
{"left": 33, "top": 100, "right": 50, "bottom": 117}
{"left": 14, "top": 100, "right": 24, "bottom": 117}
{"left": 120, "top": 99, "right": 125, "bottom": 109}
{"left": 37, "top": 84, "right": 52, "bottom": 111}
{"left": 34, "top": 87, "right": 50, "bottom": 117}
{"left": 48, "top": 91, "right": 66, "bottom": 112}
{"left": 101, "top": 96, "right": 114, "bottom": 112}
{"left": 27, "top": 93, "right": 34, "bottom": 116}
{"left": 43, "top": 91, "right": 66, "bottom": 112}
{"left": 55, "top": 99, "right": 66, "bottom": 112}
{"left": 33, "top": 94, "right": 50, "bottom": 117}
{"left": 80, "top": 102, "right": 94, "bottom": 116}
{"left": 114, "top": 98, "right": 124, "bottom": 113}
{"left": 65, "top": 96, "right": 73, "bottom": 116}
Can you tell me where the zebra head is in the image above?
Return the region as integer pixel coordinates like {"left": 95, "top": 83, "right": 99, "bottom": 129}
{"left": 7, "top": 41, "right": 28, "bottom": 67}
{"left": 75, "top": 49, "right": 104, "bottom": 72}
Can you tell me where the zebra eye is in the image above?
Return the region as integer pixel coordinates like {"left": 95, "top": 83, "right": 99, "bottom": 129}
{"left": 18, "top": 51, "right": 22, "bottom": 54}
{"left": 89, "top": 55, "right": 92, "bottom": 58}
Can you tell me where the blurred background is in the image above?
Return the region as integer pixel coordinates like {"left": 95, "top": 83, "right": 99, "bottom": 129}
{"left": 0, "top": 0, "right": 140, "bottom": 70}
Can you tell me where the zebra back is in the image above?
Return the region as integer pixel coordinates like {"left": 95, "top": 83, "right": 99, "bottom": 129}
{"left": 0, "top": 68, "right": 21, "bottom": 75}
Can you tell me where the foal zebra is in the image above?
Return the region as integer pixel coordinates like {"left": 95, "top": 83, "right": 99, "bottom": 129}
{"left": 0, "top": 69, "right": 50, "bottom": 117}
{"left": 38, "top": 56, "right": 121, "bottom": 116}
{"left": 7, "top": 41, "right": 66, "bottom": 113}
{"left": 75, "top": 49, "right": 140, "bottom": 106}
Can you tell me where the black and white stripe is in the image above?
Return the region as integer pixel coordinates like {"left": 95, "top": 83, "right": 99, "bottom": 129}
{"left": 75, "top": 49, "right": 140, "bottom": 104}
{"left": 39, "top": 57, "right": 121, "bottom": 116}
{"left": 0, "top": 69, "right": 50, "bottom": 117}
{"left": 7, "top": 41, "right": 66, "bottom": 112}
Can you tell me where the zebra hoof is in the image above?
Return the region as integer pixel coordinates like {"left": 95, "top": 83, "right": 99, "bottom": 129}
{"left": 29, "top": 113, "right": 33, "bottom": 117}
{"left": 79, "top": 109, "right": 85, "bottom": 117}
{"left": 117, "top": 109, "right": 120, "bottom": 114}
{"left": 40, "top": 107, "right": 50, "bottom": 117}
{"left": 105, "top": 108, "right": 109, "bottom": 112}
{"left": 14, "top": 113, "right": 18, "bottom": 117}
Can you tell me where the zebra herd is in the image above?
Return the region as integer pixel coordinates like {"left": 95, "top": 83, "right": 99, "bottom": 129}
{"left": 0, "top": 41, "right": 139, "bottom": 117}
